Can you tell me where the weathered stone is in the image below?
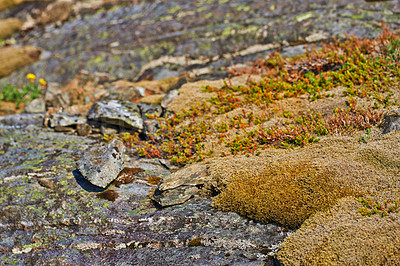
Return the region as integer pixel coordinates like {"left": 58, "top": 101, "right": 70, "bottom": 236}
{"left": 88, "top": 100, "right": 143, "bottom": 132}
{"left": 153, "top": 186, "right": 199, "bottom": 207}
{"left": 382, "top": 109, "right": 400, "bottom": 134}
{"left": 44, "top": 73, "right": 107, "bottom": 108}
{"left": 138, "top": 103, "right": 163, "bottom": 118}
{"left": 0, "top": 18, "right": 22, "bottom": 39}
{"left": 100, "top": 124, "right": 119, "bottom": 135}
{"left": 76, "top": 123, "right": 92, "bottom": 136}
{"left": 0, "top": 46, "right": 42, "bottom": 78}
{"left": 152, "top": 164, "right": 209, "bottom": 206}
{"left": 161, "top": 90, "right": 179, "bottom": 109}
{"left": 24, "top": 98, "right": 46, "bottom": 113}
{"left": 76, "top": 139, "right": 126, "bottom": 188}
{"left": 159, "top": 164, "right": 208, "bottom": 191}
{"left": 54, "top": 125, "right": 75, "bottom": 133}
{"left": 49, "top": 113, "right": 87, "bottom": 127}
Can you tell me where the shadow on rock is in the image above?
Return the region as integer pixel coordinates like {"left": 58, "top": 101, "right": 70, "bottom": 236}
{"left": 73, "top": 169, "right": 106, "bottom": 192}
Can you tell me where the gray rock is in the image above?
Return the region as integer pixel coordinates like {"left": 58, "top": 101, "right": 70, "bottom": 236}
{"left": 49, "top": 113, "right": 87, "bottom": 127}
{"left": 76, "top": 139, "right": 126, "bottom": 188}
{"left": 152, "top": 164, "right": 209, "bottom": 206}
{"left": 100, "top": 124, "right": 119, "bottom": 135}
{"left": 44, "top": 82, "right": 71, "bottom": 108}
{"left": 138, "top": 103, "right": 163, "bottom": 119}
{"left": 88, "top": 100, "right": 143, "bottom": 132}
{"left": 382, "top": 109, "right": 400, "bottom": 134}
{"left": 161, "top": 90, "right": 179, "bottom": 109}
{"left": 24, "top": 98, "right": 46, "bottom": 113}
{"left": 154, "top": 186, "right": 199, "bottom": 207}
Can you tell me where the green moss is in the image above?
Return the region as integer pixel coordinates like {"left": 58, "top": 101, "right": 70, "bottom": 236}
{"left": 212, "top": 163, "right": 356, "bottom": 228}
{"left": 188, "top": 237, "right": 204, "bottom": 247}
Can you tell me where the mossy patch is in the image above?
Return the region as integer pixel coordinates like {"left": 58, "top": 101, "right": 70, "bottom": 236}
{"left": 276, "top": 190, "right": 400, "bottom": 265}
{"left": 212, "top": 162, "right": 356, "bottom": 229}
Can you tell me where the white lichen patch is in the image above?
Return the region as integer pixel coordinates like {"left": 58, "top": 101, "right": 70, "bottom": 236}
{"left": 74, "top": 242, "right": 101, "bottom": 251}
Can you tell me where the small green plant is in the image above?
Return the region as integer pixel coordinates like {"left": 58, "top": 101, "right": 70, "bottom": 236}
{"left": 0, "top": 73, "right": 46, "bottom": 107}
{"left": 356, "top": 198, "right": 400, "bottom": 217}
{"left": 359, "top": 128, "right": 371, "bottom": 143}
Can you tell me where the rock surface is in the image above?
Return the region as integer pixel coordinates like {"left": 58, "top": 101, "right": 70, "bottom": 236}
{"left": 152, "top": 164, "right": 210, "bottom": 207}
{"left": 2, "top": 0, "right": 399, "bottom": 86}
{"left": 76, "top": 139, "right": 126, "bottom": 188}
{"left": 382, "top": 108, "right": 400, "bottom": 134}
{"left": 23, "top": 98, "right": 46, "bottom": 113}
{"left": 1, "top": 0, "right": 400, "bottom": 265}
{"left": 0, "top": 119, "right": 292, "bottom": 265}
{"left": 88, "top": 100, "right": 143, "bottom": 132}
{"left": 48, "top": 112, "right": 87, "bottom": 127}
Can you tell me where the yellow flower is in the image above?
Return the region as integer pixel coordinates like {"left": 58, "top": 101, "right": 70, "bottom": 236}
{"left": 39, "top": 78, "right": 47, "bottom": 86}
{"left": 26, "top": 73, "right": 36, "bottom": 81}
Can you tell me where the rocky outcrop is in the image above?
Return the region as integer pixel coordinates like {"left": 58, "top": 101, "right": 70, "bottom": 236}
{"left": 88, "top": 100, "right": 143, "bottom": 132}
{"left": 152, "top": 164, "right": 210, "bottom": 207}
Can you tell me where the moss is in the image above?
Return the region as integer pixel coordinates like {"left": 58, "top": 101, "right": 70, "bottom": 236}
{"left": 276, "top": 190, "right": 400, "bottom": 265}
{"left": 212, "top": 162, "right": 356, "bottom": 229}
{"left": 188, "top": 237, "right": 204, "bottom": 247}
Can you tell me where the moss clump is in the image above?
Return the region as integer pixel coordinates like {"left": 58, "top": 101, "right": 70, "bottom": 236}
{"left": 212, "top": 162, "right": 356, "bottom": 229}
{"left": 276, "top": 190, "right": 400, "bottom": 265}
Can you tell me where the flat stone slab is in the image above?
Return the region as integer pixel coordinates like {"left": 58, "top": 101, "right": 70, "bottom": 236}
{"left": 159, "top": 164, "right": 208, "bottom": 191}
{"left": 76, "top": 139, "right": 126, "bottom": 188}
{"left": 152, "top": 164, "right": 209, "bottom": 207}
{"left": 88, "top": 100, "right": 143, "bottom": 132}
{"left": 49, "top": 112, "right": 87, "bottom": 127}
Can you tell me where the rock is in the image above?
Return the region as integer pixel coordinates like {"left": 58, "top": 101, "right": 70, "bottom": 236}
{"left": 138, "top": 103, "right": 162, "bottom": 118}
{"left": 24, "top": 98, "right": 46, "bottom": 113}
{"left": 102, "top": 77, "right": 184, "bottom": 103}
{"left": 44, "top": 73, "right": 107, "bottom": 109}
{"left": 88, "top": 100, "right": 143, "bottom": 132}
{"left": 100, "top": 124, "right": 119, "bottom": 135}
{"left": 153, "top": 186, "right": 200, "bottom": 207}
{"left": 48, "top": 113, "right": 87, "bottom": 128}
{"left": 0, "top": 46, "right": 42, "bottom": 78}
{"left": 382, "top": 109, "right": 400, "bottom": 134}
{"left": 103, "top": 81, "right": 150, "bottom": 102}
{"left": 152, "top": 164, "right": 209, "bottom": 206}
{"left": 54, "top": 125, "right": 75, "bottom": 133}
{"left": 0, "top": 18, "right": 22, "bottom": 39}
{"left": 76, "top": 123, "right": 92, "bottom": 136}
{"left": 76, "top": 139, "right": 126, "bottom": 188}
{"left": 44, "top": 82, "right": 71, "bottom": 108}
{"left": 161, "top": 90, "right": 179, "bottom": 109}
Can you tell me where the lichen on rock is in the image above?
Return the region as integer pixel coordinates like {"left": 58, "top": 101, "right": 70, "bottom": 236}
{"left": 76, "top": 139, "right": 126, "bottom": 188}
